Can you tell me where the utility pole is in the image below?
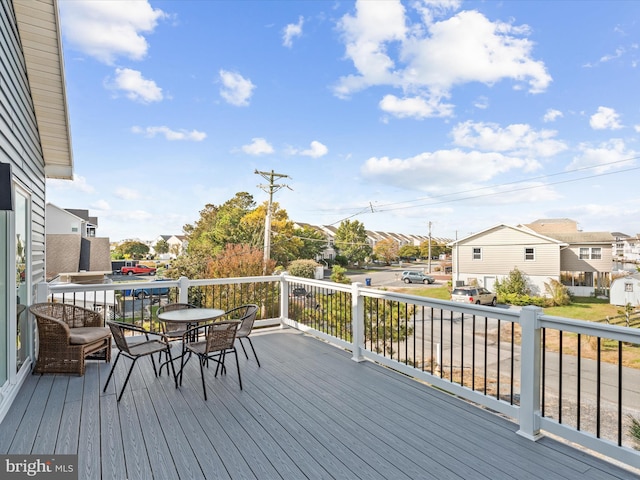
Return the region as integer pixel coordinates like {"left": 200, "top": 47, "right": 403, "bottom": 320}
{"left": 255, "top": 169, "right": 291, "bottom": 275}
{"left": 427, "top": 221, "right": 432, "bottom": 274}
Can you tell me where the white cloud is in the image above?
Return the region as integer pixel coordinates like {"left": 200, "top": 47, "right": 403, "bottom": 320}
{"left": 590, "top": 106, "right": 622, "bottom": 130}
{"left": 283, "top": 16, "right": 304, "bottom": 48}
{"left": 91, "top": 199, "right": 111, "bottom": 210}
{"left": 451, "top": 121, "right": 567, "bottom": 159}
{"left": 635, "top": 125, "right": 640, "bottom": 133}
{"left": 131, "top": 126, "right": 206, "bottom": 141}
{"left": 567, "top": 139, "right": 636, "bottom": 173}
{"left": 335, "top": 2, "right": 551, "bottom": 117}
{"left": 379, "top": 94, "right": 453, "bottom": 119}
{"left": 46, "top": 174, "right": 95, "bottom": 194}
{"left": 361, "top": 149, "right": 530, "bottom": 190}
{"left": 110, "top": 68, "right": 163, "bottom": 103}
{"left": 299, "top": 141, "right": 328, "bottom": 158}
{"left": 543, "top": 109, "right": 563, "bottom": 122}
{"left": 59, "top": 0, "right": 167, "bottom": 64}
{"left": 115, "top": 187, "right": 141, "bottom": 201}
{"left": 242, "top": 138, "right": 274, "bottom": 155}
{"left": 219, "top": 70, "right": 255, "bottom": 106}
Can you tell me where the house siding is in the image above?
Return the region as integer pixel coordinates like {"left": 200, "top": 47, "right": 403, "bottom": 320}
{"left": 455, "top": 227, "right": 561, "bottom": 276}
{"left": 1, "top": 0, "right": 47, "bottom": 285}
{"left": 0, "top": 0, "right": 48, "bottom": 423}
{"left": 560, "top": 244, "right": 613, "bottom": 273}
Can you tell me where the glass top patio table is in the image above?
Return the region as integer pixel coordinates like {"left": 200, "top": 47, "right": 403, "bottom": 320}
{"left": 157, "top": 308, "right": 225, "bottom": 324}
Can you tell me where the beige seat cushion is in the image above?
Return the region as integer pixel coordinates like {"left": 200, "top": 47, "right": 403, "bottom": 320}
{"left": 69, "top": 326, "right": 111, "bottom": 345}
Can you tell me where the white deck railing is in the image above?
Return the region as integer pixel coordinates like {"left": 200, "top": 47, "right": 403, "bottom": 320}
{"left": 36, "top": 274, "right": 640, "bottom": 470}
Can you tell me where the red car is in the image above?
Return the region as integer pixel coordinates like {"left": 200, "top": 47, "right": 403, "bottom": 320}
{"left": 121, "top": 265, "right": 156, "bottom": 276}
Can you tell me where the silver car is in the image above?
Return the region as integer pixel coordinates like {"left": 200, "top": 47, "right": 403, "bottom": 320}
{"left": 401, "top": 271, "right": 435, "bottom": 284}
{"left": 451, "top": 286, "right": 497, "bottom": 306}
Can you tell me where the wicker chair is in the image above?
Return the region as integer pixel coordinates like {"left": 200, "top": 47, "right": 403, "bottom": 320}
{"left": 180, "top": 320, "right": 241, "bottom": 400}
{"left": 29, "top": 302, "right": 112, "bottom": 376}
{"left": 219, "top": 304, "right": 260, "bottom": 367}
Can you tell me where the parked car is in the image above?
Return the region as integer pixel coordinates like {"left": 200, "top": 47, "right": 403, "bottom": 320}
{"left": 450, "top": 286, "right": 497, "bottom": 306}
{"left": 401, "top": 271, "right": 435, "bottom": 284}
{"left": 121, "top": 264, "right": 156, "bottom": 276}
{"left": 131, "top": 280, "right": 171, "bottom": 300}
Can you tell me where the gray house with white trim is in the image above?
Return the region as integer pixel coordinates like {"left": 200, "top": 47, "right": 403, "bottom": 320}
{"left": 0, "top": 0, "right": 73, "bottom": 423}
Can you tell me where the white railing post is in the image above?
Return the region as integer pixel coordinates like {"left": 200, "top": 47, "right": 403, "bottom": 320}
{"left": 517, "top": 305, "right": 543, "bottom": 441}
{"left": 177, "top": 276, "right": 189, "bottom": 304}
{"left": 351, "top": 282, "right": 365, "bottom": 362}
{"left": 35, "top": 281, "right": 49, "bottom": 303}
{"left": 280, "top": 273, "right": 289, "bottom": 328}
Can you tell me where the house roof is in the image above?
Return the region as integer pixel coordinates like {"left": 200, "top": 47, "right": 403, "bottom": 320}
{"left": 14, "top": 0, "right": 73, "bottom": 179}
{"left": 541, "top": 231, "right": 615, "bottom": 244}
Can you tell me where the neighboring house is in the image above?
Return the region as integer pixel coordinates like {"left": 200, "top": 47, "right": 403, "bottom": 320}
{"left": 610, "top": 274, "right": 640, "bottom": 307}
{"left": 612, "top": 232, "right": 640, "bottom": 262}
{"left": 45, "top": 203, "right": 111, "bottom": 281}
{"left": 449, "top": 220, "right": 614, "bottom": 297}
{"left": 450, "top": 224, "right": 566, "bottom": 294}
{"left": 152, "top": 234, "right": 188, "bottom": 259}
{"left": 0, "top": 0, "right": 73, "bottom": 423}
{"left": 293, "top": 222, "right": 452, "bottom": 263}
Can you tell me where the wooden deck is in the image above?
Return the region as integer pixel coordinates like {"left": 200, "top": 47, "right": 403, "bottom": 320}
{"left": 0, "top": 328, "right": 636, "bottom": 479}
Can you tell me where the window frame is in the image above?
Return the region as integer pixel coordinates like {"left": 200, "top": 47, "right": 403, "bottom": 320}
{"left": 472, "top": 247, "right": 482, "bottom": 260}
{"left": 524, "top": 247, "right": 535, "bottom": 261}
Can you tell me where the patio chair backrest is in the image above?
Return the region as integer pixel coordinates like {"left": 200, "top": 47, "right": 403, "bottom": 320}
{"left": 224, "top": 304, "right": 258, "bottom": 337}
{"left": 204, "top": 320, "right": 240, "bottom": 354}
{"left": 107, "top": 321, "right": 133, "bottom": 354}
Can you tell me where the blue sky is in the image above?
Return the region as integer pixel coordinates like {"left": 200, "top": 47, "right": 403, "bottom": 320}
{"left": 48, "top": 0, "right": 640, "bottom": 243}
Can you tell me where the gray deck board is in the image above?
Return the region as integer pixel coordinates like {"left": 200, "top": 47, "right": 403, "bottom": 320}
{"left": 1, "top": 328, "right": 637, "bottom": 480}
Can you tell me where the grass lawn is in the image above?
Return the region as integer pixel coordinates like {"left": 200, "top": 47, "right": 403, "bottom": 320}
{"left": 543, "top": 297, "right": 623, "bottom": 322}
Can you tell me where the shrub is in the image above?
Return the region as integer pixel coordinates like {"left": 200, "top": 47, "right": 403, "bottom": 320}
{"left": 330, "top": 265, "right": 351, "bottom": 284}
{"left": 498, "top": 293, "right": 548, "bottom": 307}
{"left": 287, "top": 259, "right": 320, "bottom": 279}
{"left": 543, "top": 278, "right": 572, "bottom": 306}
{"left": 495, "top": 267, "right": 531, "bottom": 296}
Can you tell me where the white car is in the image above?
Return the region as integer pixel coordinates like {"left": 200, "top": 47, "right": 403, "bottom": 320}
{"left": 451, "top": 286, "right": 497, "bottom": 306}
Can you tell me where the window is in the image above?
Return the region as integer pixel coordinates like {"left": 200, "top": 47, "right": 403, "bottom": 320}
{"left": 625, "top": 283, "right": 633, "bottom": 293}
{"left": 591, "top": 248, "right": 602, "bottom": 260}
{"left": 472, "top": 247, "right": 482, "bottom": 260}
{"left": 524, "top": 247, "right": 535, "bottom": 261}
{"left": 579, "top": 248, "right": 589, "bottom": 260}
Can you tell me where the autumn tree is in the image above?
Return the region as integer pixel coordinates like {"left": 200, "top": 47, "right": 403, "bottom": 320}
{"left": 206, "top": 243, "right": 275, "bottom": 278}
{"left": 374, "top": 238, "right": 399, "bottom": 265}
{"left": 334, "top": 220, "right": 371, "bottom": 265}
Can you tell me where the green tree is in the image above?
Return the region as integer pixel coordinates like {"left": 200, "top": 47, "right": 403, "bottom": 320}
{"left": 420, "top": 240, "right": 450, "bottom": 259}
{"left": 114, "top": 240, "right": 149, "bottom": 260}
{"left": 334, "top": 220, "right": 372, "bottom": 265}
{"left": 154, "top": 239, "right": 169, "bottom": 256}
{"left": 374, "top": 238, "right": 399, "bottom": 265}
{"left": 398, "top": 245, "right": 420, "bottom": 260}
{"left": 295, "top": 225, "right": 327, "bottom": 260}
{"left": 183, "top": 192, "right": 256, "bottom": 256}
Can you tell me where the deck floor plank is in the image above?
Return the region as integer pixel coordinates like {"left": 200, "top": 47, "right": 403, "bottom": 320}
{"left": 0, "top": 328, "right": 637, "bottom": 480}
